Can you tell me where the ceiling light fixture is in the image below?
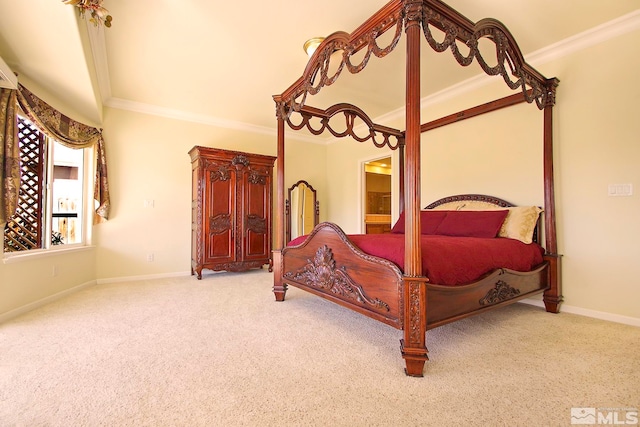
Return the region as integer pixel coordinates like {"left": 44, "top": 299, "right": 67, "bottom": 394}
{"left": 303, "top": 37, "right": 326, "bottom": 57}
{"left": 63, "top": 0, "right": 113, "bottom": 27}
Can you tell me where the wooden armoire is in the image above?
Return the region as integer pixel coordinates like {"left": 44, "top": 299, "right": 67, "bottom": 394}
{"left": 189, "top": 146, "right": 276, "bottom": 279}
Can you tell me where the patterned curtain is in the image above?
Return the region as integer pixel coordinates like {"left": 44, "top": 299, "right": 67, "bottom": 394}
{"left": 15, "top": 84, "right": 110, "bottom": 223}
{"left": 0, "top": 88, "right": 20, "bottom": 225}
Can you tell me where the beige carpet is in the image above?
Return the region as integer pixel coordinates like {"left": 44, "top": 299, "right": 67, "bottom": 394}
{"left": 0, "top": 270, "right": 638, "bottom": 426}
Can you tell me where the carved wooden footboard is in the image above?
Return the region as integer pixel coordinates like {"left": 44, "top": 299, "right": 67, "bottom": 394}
{"left": 276, "top": 222, "right": 404, "bottom": 328}
{"left": 273, "top": 220, "right": 552, "bottom": 332}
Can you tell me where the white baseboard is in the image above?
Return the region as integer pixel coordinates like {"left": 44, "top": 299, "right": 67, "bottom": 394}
{"left": 520, "top": 298, "right": 640, "bottom": 328}
{"left": 96, "top": 270, "right": 192, "bottom": 285}
{"left": 95, "top": 268, "right": 261, "bottom": 284}
{"left": 0, "top": 279, "right": 97, "bottom": 324}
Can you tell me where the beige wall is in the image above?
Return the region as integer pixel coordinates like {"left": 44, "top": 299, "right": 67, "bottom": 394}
{"left": 420, "top": 102, "right": 543, "bottom": 205}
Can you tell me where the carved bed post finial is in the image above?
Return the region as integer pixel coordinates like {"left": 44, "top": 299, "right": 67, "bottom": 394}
{"left": 544, "top": 77, "right": 560, "bottom": 107}
{"left": 274, "top": 98, "right": 289, "bottom": 121}
{"left": 404, "top": 0, "right": 424, "bottom": 27}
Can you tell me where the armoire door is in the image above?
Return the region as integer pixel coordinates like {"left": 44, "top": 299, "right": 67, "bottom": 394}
{"left": 203, "top": 160, "right": 237, "bottom": 264}
{"left": 240, "top": 166, "right": 272, "bottom": 262}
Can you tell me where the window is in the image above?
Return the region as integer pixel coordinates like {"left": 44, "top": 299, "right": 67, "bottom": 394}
{"left": 3, "top": 115, "right": 90, "bottom": 253}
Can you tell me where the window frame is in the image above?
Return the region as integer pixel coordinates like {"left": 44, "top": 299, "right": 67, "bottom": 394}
{"left": 2, "top": 116, "right": 95, "bottom": 260}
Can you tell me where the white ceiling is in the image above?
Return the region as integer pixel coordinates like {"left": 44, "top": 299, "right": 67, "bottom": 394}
{"left": 0, "top": 0, "right": 638, "bottom": 133}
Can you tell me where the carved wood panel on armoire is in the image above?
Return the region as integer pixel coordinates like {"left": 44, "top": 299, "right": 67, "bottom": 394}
{"left": 189, "top": 146, "right": 276, "bottom": 279}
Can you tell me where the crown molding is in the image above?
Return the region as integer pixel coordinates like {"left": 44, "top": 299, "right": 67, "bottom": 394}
{"left": 104, "top": 97, "right": 322, "bottom": 144}
{"left": 94, "top": 10, "right": 640, "bottom": 144}
{"left": 104, "top": 97, "right": 275, "bottom": 135}
{"left": 526, "top": 9, "right": 640, "bottom": 66}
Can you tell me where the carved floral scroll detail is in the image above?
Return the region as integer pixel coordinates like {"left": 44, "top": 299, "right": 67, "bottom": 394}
{"left": 231, "top": 155, "right": 250, "bottom": 167}
{"left": 210, "top": 165, "right": 230, "bottom": 182}
{"left": 479, "top": 280, "right": 520, "bottom": 306}
{"left": 408, "top": 280, "right": 422, "bottom": 343}
{"left": 248, "top": 170, "right": 267, "bottom": 185}
{"left": 210, "top": 214, "right": 231, "bottom": 234}
{"left": 246, "top": 214, "right": 267, "bottom": 234}
{"left": 284, "top": 245, "right": 390, "bottom": 312}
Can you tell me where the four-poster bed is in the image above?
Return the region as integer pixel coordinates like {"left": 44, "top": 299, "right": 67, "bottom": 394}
{"left": 271, "top": 0, "right": 562, "bottom": 376}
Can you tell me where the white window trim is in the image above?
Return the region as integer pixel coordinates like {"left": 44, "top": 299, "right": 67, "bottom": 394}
{"left": 2, "top": 244, "right": 95, "bottom": 264}
{"left": 2, "top": 135, "right": 96, "bottom": 259}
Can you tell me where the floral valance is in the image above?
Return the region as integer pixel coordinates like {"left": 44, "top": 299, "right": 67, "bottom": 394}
{"left": 1, "top": 84, "right": 110, "bottom": 224}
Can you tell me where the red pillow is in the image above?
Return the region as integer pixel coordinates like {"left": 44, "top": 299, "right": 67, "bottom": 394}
{"left": 434, "top": 210, "right": 508, "bottom": 238}
{"left": 390, "top": 210, "right": 448, "bottom": 234}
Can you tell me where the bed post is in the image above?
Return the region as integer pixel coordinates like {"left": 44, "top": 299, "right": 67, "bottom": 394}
{"left": 272, "top": 104, "right": 287, "bottom": 301}
{"left": 398, "top": 140, "right": 405, "bottom": 214}
{"left": 542, "top": 81, "right": 563, "bottom": 313}
{"left": 400, "top": 0, "right": 429, "bottom": 377}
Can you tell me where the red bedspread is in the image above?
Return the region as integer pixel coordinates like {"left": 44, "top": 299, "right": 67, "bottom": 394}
{"left": 288, "top": 233, "right": 544, "bottom": 286}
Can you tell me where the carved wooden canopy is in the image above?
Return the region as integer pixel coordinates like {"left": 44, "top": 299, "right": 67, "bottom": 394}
{"left": 274, "top": 0, "right": 559, "bottom": 135}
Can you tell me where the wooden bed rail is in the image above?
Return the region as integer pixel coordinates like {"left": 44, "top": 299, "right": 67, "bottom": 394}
{"left": 421, "top": 92, "right": 530, "bottom": 133}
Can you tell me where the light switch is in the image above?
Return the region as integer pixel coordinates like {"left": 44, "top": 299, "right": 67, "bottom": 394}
{"left": 608, "top": 183, "right": 633, "bottom": 196}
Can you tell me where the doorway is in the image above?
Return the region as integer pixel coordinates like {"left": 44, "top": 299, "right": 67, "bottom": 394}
{"left": 364, "top": 156, "right": 392, "bottom": 234}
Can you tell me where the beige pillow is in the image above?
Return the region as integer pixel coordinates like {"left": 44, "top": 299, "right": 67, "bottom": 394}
{"left": 431, "top": 201, "right": 542, "bottom": 244}
{"left": 497, "top": 206, "right": 543, "bottom": 244}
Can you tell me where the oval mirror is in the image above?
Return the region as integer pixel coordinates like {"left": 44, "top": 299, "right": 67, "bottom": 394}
{"left": 286, "top": 180, "right": 319, "bottom": 242}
